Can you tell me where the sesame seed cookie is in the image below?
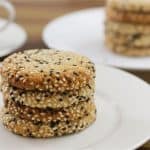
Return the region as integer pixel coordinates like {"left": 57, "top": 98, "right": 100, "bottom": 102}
{"left": 5, "top": 99, "right": 95, "bottom": 123}
{"left": 107, "top": 8, "right": 150, "bottom": 24}
{"left": 106, "top": 32, "right": 150, "bottom": 48}
{"left": 107, "top": 0, "right": 150, "bottom": 13}
{"left": 2, "top": 108, "right": 96, "bottom": 138}
{"left": 105, "top": 21, "right": 150, "bottom": 35}
{"left": 2, "top": 82, "right": 94, "bottom": 108}
{"left": 1, "top": 49, "right": 95, "bottom": 92}
{"left": 106, "top": 40, "right": 150, "bottom": 56}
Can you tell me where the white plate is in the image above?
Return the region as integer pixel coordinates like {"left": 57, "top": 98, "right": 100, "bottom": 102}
{"left": 0, "top": 65, "right": 150, "bottom": 150}
{"left": 0, "top": 19, "right": 27, "bottom": 57}
{"left": 43, "top": 8, "right": 150, "bottom": 71}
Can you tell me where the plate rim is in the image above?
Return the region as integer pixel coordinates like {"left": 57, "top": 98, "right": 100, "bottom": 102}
{"left": 0, "top": 18, "right": 27, "bottom": 57}
{"left": 95, "top": 64, "right": 150, "bottom": 150}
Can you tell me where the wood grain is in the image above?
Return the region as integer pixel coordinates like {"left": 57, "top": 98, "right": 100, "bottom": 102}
{"left": 0, "top": 0, "right": 150, "bottom": 149}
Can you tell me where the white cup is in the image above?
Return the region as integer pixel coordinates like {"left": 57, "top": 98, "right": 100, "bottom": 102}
{"left": 0, "top": 0, "right": 15, "bottom": 31}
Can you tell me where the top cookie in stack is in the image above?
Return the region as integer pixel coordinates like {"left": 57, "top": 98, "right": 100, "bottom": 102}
{"left": 1, "top": 49, "right": 96, "bottom": 138}
{"left": 105, "top": 0, "right": 150, "bottom": 56}
{"left": 2, "top": 49, "right": 95, "bottom": 91}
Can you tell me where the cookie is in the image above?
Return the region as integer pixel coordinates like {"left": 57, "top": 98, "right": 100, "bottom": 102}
{"left": 107, "top": 8, "right": 150, "bottom": 24}
{"left": 107, "top": 0, "right": 150, "bottom": 13}
{"left": 106, "top": 31, "right": 150, "bottom": 47}
{"left": 5, "top": 98, "right": 96, "bottom": 123}
{"left": 1, "top": 49, "right": 95, "bottom": 92}
{"left": 2, "top": 82, "right": 94, "bottom": 108}
{"left": 105, "top": 21, "right": 150, "bottom": 35}
{"left": 2, "top": 109, "right": 96, "bottom": 138}
{"left": 106, "top": 40, "right": 150, "bottom": 56}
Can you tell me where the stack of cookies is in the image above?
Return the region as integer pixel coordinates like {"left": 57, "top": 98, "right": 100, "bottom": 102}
{"left": 105, "top": 0, "right": 150, "bottom": 56}
{"left": 0, "top": 49, "right": 96, "bottom": 138}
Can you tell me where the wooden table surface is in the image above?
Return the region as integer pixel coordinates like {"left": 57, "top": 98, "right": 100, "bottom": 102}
{"left": 1, "top": 0, "right": 150, "bottom": 149}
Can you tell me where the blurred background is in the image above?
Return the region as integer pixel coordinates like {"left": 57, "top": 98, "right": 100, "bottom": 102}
{"left": 0, "top": 0, "right": 105, "bottom": 49}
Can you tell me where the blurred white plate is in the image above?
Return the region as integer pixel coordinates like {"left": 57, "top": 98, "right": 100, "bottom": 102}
{"left": 0, "top": 19, "right": 27, "bottom": 57}
{"left": 0, "top": 65, "right": 150, "bottom": 150}
{"left": 43, "top": 8, "right": 150, "bottom": 71}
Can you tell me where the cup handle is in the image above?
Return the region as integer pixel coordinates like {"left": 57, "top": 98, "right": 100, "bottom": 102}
{"left": 0, "top": 0, "right": 16, "bottom": 31}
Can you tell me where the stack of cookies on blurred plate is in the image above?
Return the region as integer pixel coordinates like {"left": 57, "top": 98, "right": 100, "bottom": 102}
{"left": 105, "top": 0, "right": 150, "bottom": 56}
{"left": 0, "top": 49, "right": 96, "bottom": 138}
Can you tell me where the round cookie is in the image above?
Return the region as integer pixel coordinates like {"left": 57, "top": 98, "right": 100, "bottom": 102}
{"left": 105, "top": 21, "right": 150, "bottom": 35}
{"left": 107, "top": 0, "right": 150, "bottom": 13}
{"left": 106, "top": 32, "right": 150, "bottom": 47}
{"left": 2, "top": 109, "right": 96, "bottom": 138}
{"left": 5, "top": 99, "right": 96, "bottom": 123}
{"left": 2, "top": 82, "right": 94, "bottom": 108}
{"left": 1, "top": 49, "right": 95, "bottom": 92}
{"left": 106, "top": 40, "right": 150, "bottom": 56}
{"left": 107, "top": 8, "right": 150, "bottom": 24}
